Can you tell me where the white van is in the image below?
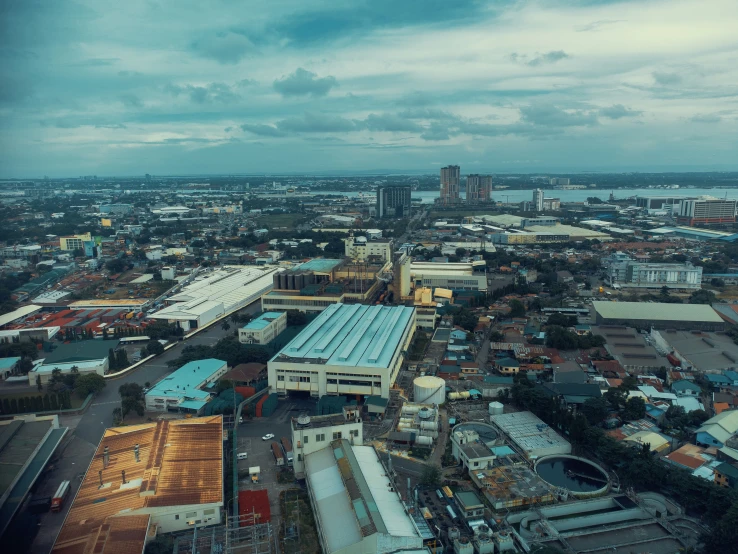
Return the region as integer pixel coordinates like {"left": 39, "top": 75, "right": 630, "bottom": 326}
{"left": 237, "top": 452, "right": 248, "bottom": 460}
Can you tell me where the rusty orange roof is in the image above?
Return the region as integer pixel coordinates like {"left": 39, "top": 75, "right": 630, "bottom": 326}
{"left": 52, "top": 416, "right": 223, "bottom": 554}
{"left": 714, "top": 402, "right": 730, "bottom": 414}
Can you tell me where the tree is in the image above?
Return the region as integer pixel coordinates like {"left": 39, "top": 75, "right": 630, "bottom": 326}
{"left": 119, "top": 383, "right": 145, "bottom": 418}
{"left": 508, "top": 299, "right": 526, "bottom": 318}
{"left": 581, "top": 397, "right": 608, "bottom": 426}
{"left": 624, "top": 396, "right": 646, "bottom": 421}
{"left": 221, "top": 320, "right": 231, "bottom": 332}
{"left": 420, "top": 464, "right": 442, "bottom": 487}
{"left": 145, "top": 339, "right": 164, "bottom": 356}
{"left": 74, "top": 373, "right": 106, "bottom": 397}
{"left": 18, "top": 357, "right": 33, "bottom": 375}
{"left": 604, "top": 387, "right": 627, "bottom": 410}
{"left": 689, "top": 289, "right": 716, "bottom": 305}
{"left": 286, "top": 310, "right": 307, "bottom": 327}
{"left": 115, "top": 349, "right": 129, "bottom": 370}
{"left": 702, "top": 502, "right": 738, "bottom": 554}
{"left": 36, "top": 374, "right": 42, "bottom": 391}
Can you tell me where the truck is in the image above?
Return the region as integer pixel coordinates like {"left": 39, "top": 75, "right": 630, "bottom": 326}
{"left": 51, "top": 480, "right": 71, "bottom": 512}
{"left": 280, "top": 437, "right": 293, "bottom": 467}
{"left": 271, "top": 442, "right": 285, "bottom": 467}
{"left": 249, "top": 466, "right": 261, "bottom": 483}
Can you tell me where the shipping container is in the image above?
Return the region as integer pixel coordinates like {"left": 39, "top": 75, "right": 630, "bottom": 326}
{"left": 51, "top": 480, "right": 71, "bottom": 512}
{"left": 254, "top": 395, "right": 268, "bottom": 418}
{"left": 271, "top": 442, "right": 285, "bottom": 466}
{"left": 261, "top": 394, "right": 278, "bottom": 417}
{"left": 235, "top": 386, "right": 256, "bottom": 399}
{"left": 280, "top": 437, "right": 293, "bottom": 467}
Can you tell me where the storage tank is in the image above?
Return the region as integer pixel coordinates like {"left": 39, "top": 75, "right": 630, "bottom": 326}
{"left": 473, "top": 533, "right": 494, "bottom": 554}
{"left": 488, "top": 402, "right": 504, "bottom": 415}
{"left": 161, "top": 266, "right": 175, "bottom": 280}
{"left": 413, "top": 376, "right": 446, "bottom": 405}
{"left": 458, "top": 391, "right": 471, "bottom": 400}
{"left": 493, "top": 531, "right": 515, "bottom": 553}
{"left": 418, "top": 407, "right": 435, "bottom": 420}
{"left": 454, "top": 536, "right": 474, "bottom": 554}
{"left": 415, "top": 435, "right": 433, "bottom": 446}
{"left": 420, "top": 421, "right": 437, "bottom": 431}
{"left": 448, "top": 527, "right": 461, "bottom": 541}
{"left": 449, "top": 392, "right": 460, "bottom": 401}
{"left": 402, "top": 405, "right": 421, "bottom": 415}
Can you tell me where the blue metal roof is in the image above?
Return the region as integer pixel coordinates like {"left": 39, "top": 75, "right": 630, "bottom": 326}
{"left": 243, "top": 312, "right": 284, "bottom": 330}
{"left": 297, "top": 258, "right": 343, "bottom": 273}
{"left": 0, "top": 357, "right": 20, "bottom": 369}
{"left": 272, "top": 303, "right": 415, "bottom": 369}
{"left": 147, "top": 358, "right": 226, "bottom": 400}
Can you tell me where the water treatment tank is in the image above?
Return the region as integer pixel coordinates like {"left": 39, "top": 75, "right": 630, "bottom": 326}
{"left": 454, "top": 536, "right": 474, "bottom": 554}
{"left": 448, "top": 527, "right": 461, "bottom": 541}
{"left": 494, "top": 531, "right": 516, "bottom": 553}
{"left": 418, "top": 407, "right": 434, "bottom": 420}
{"left": 488, "top": 402, "right": 504, "bottom": 415}
{"left": 413, "top": 376, "right": 446, "bottom": 405}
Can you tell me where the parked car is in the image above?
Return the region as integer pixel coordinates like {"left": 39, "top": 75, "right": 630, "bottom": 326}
{"left": 262, "top": 433, "right": 274, "bottom": 441}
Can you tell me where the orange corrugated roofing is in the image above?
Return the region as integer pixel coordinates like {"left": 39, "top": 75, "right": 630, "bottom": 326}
{"left": 52, "top": 416, "right": 223, "bottom": 554}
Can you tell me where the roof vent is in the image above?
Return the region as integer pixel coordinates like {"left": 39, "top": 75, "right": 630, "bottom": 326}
{"left": 296, "top": 413, "right": 311, "bottom": 426}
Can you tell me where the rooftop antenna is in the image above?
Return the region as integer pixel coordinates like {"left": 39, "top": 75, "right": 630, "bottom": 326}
{"left": 103, "top": 446, "right": 110, "bottom": 469}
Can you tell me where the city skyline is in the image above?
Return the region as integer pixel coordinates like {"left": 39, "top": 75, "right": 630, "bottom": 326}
{"left": 2, "top": 0, "right": 738, "bottom": 178}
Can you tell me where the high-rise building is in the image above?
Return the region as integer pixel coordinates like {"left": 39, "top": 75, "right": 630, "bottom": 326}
{"left": 440, "top": 165, "right": 460, "bottom": 205}
{"left": 677, "top": 199, "right": 737, "bottom": 226}
{"left": 376, "top": 185, "right": 411, "bottom": 218}
{"left": 466, "top": 174, "right": 493, "bottom": 204}
{"left": 532, "top": 189, "right": 545, "bottom": 212}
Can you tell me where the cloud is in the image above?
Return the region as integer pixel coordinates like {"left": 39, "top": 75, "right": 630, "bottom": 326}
{"left": 519, "top": 104, "right": 597, "bottom": 127}
{"left": 363, "top": 113, "right": 423, "bottom": 132}
{"left": 240, "top": 123, "right": 287, "bottom": 137}
{"left": 190, "top": 32, "right": 256, "bottom": 64}
{"left": 119, "top": 94, "right": 143, "bottom": 108}
{"left": 575, "top": 20, "right": 624, "bottom": 32}
{"left": 599, "top": 104, "right": 643, "bottom": 119}
{"left": 118, "top": 70, "right": 143, "bottom": 77}
{"left": 165, "top": 82, "right": 242, "bottom": 104}
{"left": 273, "top": 68, "right": 338, "bottom": 97}
{"left": 420, "top": 123, "right": 451, "bottom": 141}
{"left": 689, "top": 113, "right": 722, "bottom": 123}
{"left": 399, "top": 108, "right": 457, "bottom": 121}
{"left": 95, "top": 123, "right": 127, "bottom": 129}
{"left": 72, "top": 58, "right": 120, "bottom": 67}
{"left": 395, "top": 92, "right": 435, "bottom": 107}
{"left": 513, "top": 50, "right": 569, "bottom": 67}
{"left": 652, "top": 71, "right": 682, "bottom": 85}
{"left": 276, "top": 112, "right": 358, "bottom": 133}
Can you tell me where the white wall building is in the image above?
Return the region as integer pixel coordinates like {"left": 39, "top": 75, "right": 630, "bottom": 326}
{"left": 344, "top": 236, "right": 394, "bottom": 262}
{"left": 238, "top": 311, "right": 287, "bottom": 344}
{"left": 269, "top": 303, "right": 415, "bottom": 399}
{"left": 261, "top": 291, "right": 344, "bottom": 313}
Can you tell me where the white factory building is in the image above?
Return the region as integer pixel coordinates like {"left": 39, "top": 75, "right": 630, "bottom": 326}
{"left": 490, "top": 411, "right": 571, "bottom": 460}
{"left": 268, "top": 303, "right": 416, "bottom": 399}
{"left": 407, "top": 261, "right": 487, "bottom": 292}
{"left": 343, "top": 236, "right": 394, "bottom": 262}
{"left": 149, "top": 266, "right": 281, "bottom": 331}
{"left": 238, "top": 311, "right": 286, "bottom": 344}
{"left": 304, "top": 439, "right": 424, "bottom": 554}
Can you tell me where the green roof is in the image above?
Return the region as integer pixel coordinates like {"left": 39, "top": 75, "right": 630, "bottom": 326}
{"left": 716, "top": 462, "right": 738, "bottom": 480}
{"left": 43, "top": 339, "right": 120, "bottom": 364}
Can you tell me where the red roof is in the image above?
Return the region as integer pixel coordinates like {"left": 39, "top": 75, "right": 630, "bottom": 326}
{"left": 666, "top": 451, "right": 704, "bottom": 470}
{"left": 238, "top": 490, "right": 271, "bottom": 526}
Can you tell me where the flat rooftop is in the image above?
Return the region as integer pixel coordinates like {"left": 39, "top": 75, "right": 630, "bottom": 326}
{"left": 297, "top": 258, "right": 344, "bottom": 274}
{"left": 593, "top": 301, "right": 723, "bottom": 323}
{"left": 243, "top": 311, "right": 284, "bottom": 330}
{"left": 272, "top": 303, "right": 415, "bottom": 369}
{"left": 41, "top": 339, "right": 120, "bottom": 364}
{"left": 658, "top": 329, "right": 738, "bottom": 371}
{"left": 146, "top": 358, "right": 225, "bottom": 401}
{"left": 490, "top": 411, "right": 571, "bottom": 455}
{"left": 52, "top": 416, "right": 223, "bottom": 554}
{"left": 592, "top": 326, "right": 670, "bottom": 367}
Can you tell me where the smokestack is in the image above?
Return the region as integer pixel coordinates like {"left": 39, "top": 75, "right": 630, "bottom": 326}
{"left": 98, "top": 470, "right": 103, "bottom": 488}
{"left": 134, "top": 443, "right": 140, "bottom": 462}
{"left": 103, "top": 446, "right": 109, "bottom": 469}
{"left": 121, "top": 470, "right": 126, "bottom": 484}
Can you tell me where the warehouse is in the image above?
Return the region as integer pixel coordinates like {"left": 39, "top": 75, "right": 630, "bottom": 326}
{"left": 304, "top": 439, "right": 423, "bottom": 554}
{"left": 490, "top": 411, "right": 571, "bottom": 460}
{"left": 409, "top": 261, "right": 487, "bottom": 292}
{"left": 592, "top": 301, "right": 725, "bottom": 331}
{"left": 652, "top": 329, "right": 738, "bottom": 372}
{"left": 269, "top": 303, "right": 415, "bottom": 399}
{"left": 52, "top": 416, "right": 223, "bottom": 554}
{"left": 145, "top": 358, "right": 227, "bottom": 414}
{"left": 149, "top": 266, "right": 280, "bottom": 331}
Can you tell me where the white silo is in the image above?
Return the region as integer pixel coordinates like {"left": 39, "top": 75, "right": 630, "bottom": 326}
{"left": 488, "top": 401, "right": 504, "bottom": 415}
{"left": 413, "top": 376, "right": 446, "bottom": 405}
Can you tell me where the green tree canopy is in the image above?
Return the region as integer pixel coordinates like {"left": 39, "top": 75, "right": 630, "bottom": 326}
{"left": 74, "top": 373, "right": 106, "bottom": 397}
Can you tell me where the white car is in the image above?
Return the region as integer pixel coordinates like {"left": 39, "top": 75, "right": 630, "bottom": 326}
{"left": 262, "top": 433, "right": 275, "bottom": 441}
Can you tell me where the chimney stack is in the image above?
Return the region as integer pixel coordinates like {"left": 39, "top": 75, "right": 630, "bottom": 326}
{"left": 121, "top": 470, "right": 126, "bottom": 484}
{"left": 134, "top": 443, "right": 140, "bottom": 462}
{"left": 103, "top": 446, "right": 110, "bottom": 469}
{"left": 98, "top": 470, "right": 103, "bottom": 488}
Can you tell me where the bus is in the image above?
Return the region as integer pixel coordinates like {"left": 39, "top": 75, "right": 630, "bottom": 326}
{"left": 51, "top": 481, "right": 71, "bottom": 512}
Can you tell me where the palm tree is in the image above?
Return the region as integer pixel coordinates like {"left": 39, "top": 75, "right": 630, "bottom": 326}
{"left": 221, "top": 320, "right": 231, "bottom": 332}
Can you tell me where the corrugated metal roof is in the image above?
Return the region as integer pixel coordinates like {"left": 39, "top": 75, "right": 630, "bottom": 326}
{"left": 593, "top": 301, "right": 723, "bottom": 323}
{"left": 52, "top": 416, "right": 223, "bottom": 554}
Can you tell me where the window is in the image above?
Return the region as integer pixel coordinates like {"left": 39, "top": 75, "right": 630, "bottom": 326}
{"left": 303, "top": 436, "right": 308, "bottom": 444}
{"left": 350, "top": 430, "right": 359, "bottom": 437}
{"left": 316, "top": 433, "right": 325, "bottom": 442}
{"left": 333, "top": 432, "right": 342, "bottom": 440}
{"left": 175, "top": 515, "right": 179, "bottom": 520}
{"left": 204, "top": 509, "right": 215, "bottom": 515}
{"left": 186, "top": 511, "right": 197, "bottom": 518}
{"left": 277, "top": 375, "right": 284, "bottom": 381}
{"left": 298, "top": 454, "right": 303, "bottom": 461}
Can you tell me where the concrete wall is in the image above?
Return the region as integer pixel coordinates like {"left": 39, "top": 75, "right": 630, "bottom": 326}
{"left": 143, "top": 501, "right": 223, "bottom": 534}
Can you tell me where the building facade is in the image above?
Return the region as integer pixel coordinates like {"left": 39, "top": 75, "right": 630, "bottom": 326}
{"left": 604, "top": 255, "right": 703, "bottom": 290}
{"left": 60, "top": 232, "right": 92, "bottom": 251}
{"left": 677, "top": 199, "right": 737, "bottom": 226}
{"left": 268, "top": 304, "right": 416, "bottom": 399}
{"left": 440, "top": 165, "right": 461, "bottom": 205}
{"left": 238, "top": 311, "right": 286, "bottom": 344}
{"left": 343, "top": 236, "right": 394, "bottom": 262}
{"left": 533, "top": 189, "right": 545, "bottom": 212}
{"left": 261, "top": 291, "right": 344, "bottom": 313}
{"left": 377, "top": 186, "right": 411, "bottom": 218}
{"left": 466, "top": 174, "right": 492, "bottom": 203}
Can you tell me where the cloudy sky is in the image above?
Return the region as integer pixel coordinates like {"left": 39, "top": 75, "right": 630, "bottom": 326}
{"left": 2, "top": 0, "right": 737, "bottom": 177}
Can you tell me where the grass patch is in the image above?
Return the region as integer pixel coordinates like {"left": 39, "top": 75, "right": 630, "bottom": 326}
{"left": 280, "top": 489, "right": 320, "bottom": 554}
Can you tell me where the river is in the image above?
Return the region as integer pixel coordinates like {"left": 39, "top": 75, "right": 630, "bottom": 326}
{"left": 320, "top": 187, "right": 738, "bottom": 204}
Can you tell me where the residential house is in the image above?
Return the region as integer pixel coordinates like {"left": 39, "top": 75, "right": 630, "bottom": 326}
{"left": 495, "top": 357, "right": 520, "bottom": 375}
{"left": 671, "top": 380, "right": 702, "bottom": 397}
{"left": 696, "top": 411, "right": 738, "bottom": 448}
{"left": 714, "top": 462, "right": 738, "bottom": 490}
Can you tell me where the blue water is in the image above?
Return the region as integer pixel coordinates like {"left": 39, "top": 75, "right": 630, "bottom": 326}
{"left": 328, "top": 187, "right": 738, "bottom": 204}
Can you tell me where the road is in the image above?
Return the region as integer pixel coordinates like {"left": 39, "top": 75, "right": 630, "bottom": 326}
{"left": 28, "top": 302, "right": 262, "bottom": 554}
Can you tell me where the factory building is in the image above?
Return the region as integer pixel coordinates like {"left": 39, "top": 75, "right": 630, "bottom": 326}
{"left": 268, "top": 303, "right": 415, "bottom": 399}
{"left": 238, "top": 311, "right": 286, "bottom": 344}
{"left": 304, "top": 439, "right": 424, "bottom": 554}
{"left": 291, "top": 408, "right": 363, "bottom": 478}
{"left": 144, "top": 358, "right": 227, "bottom": 415}
{"left": 408, "top": 261, "right": 487, "bottom": 292}
{"left": 52, "top": 416, "right": 223, "bottom": 554}
{"left": 490, "top": 411, "right": 571, "bottom": 460}
{"left": 592, "top": 301, "right": 725, "bottom": 331}
{"left": 149, "top": 266, "right": 280, "bottom": 331}
{"left": 603, "top": 253, "right": 702, "bottom": 290}
{"left": 343, "top": 235, "right": 394, "bottom": 262}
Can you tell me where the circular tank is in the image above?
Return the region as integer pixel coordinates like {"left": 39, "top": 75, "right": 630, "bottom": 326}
{"left": 413, "top": 376, "right": 446, "bottom": 405}
{"left": 418, "top": 407, "right": 434, "bottom": 419}
{"left": 448, "top": 527, "right": 460, "bottom": 540}
{"left": 534, "top": 455, "right": 610, "bottom": 498}
{"left": 451, "top": 422, "right": 498, "bottom": 443}
{"left": 488, "top": 401, "right": 504, "bottom": 415}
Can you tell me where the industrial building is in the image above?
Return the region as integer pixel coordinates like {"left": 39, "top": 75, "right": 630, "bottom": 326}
{"left": 28, "top": 339, "right": 120, "bottom": 385}
{"left": 238, "top": 311, "right": 286, "bottom": 344}
{"left": 603, "top": 255, "right": 703, "bottom": 290}
{"left": 377, "top": 185, "right": 411, "bottom": 217}
{"left": 408, "top": 261, "right": 487, "bottom": 292}
{"left": 396, "top": 403, "right": 440, "bottom": 447}
{"left": 269, "top": 303, "right": 415, "bottom": 399}
{"left": 590, "top": 326, "right": 670, "bottom": 372}
{"left": 291, "top": 408, "right": 363, "bottom": 478}
{"left": 52, "top": 416, "right": 223, "bottom": 554}
{"left": 144, "top": 358, "right": 227, "bottom": 414}
{"left": 652, "top": 329, "right": 738, "bottom": 372}
{"left": 592, "top": 301, "right": 725, "bottom": 331}
{"left": 472, "top": 463, "right": 556, "bottom": 511}
{"left": 304, "top": 439, "right": 424, "bottom": 554}
{"left": 490, "top": 411, "right": 571, "bottom": 460}
{"left": 343, "top": 235, "right": 394, "bottom": 262}
{"left": 0, "top": 416, "right": 67, "bottom": 540}
{"left": 677, "top": 198, "right": 737, "bottom": 226}
{"left": 149, "top": 266, "right": 280, "bottom": 331}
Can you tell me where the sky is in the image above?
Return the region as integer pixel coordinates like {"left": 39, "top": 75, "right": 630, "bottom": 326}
{"left": 1, "top": 0, "right": 737, "bottom": 177}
